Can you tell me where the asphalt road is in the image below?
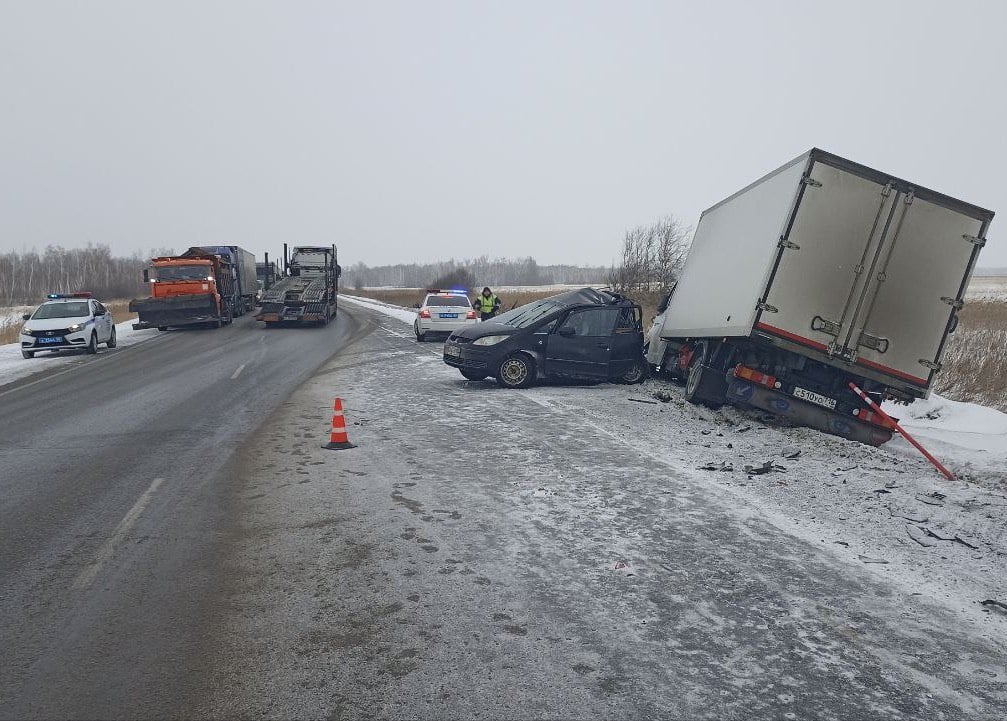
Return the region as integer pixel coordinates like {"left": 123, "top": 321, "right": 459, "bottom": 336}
{"left": 0, "top": 308, "right": 377, "bottom": 718}
{"left": 2, "top": 303, "right": 1005, "bottom": 720}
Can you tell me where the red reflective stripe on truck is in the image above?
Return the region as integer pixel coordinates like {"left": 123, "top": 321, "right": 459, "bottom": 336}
{"left": 757, "top": 322, "right": 929, "bottom": 387}
{"left": 755, "top": 322, "right": 829, "bottom": 352}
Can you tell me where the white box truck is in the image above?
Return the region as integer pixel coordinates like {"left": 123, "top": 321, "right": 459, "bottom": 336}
{"left": 645, "top": 148, "right": 994, "bottom": 445}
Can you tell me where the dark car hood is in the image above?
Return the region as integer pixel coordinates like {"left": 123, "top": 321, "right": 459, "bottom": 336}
{"left": 450, "top": 321, "right": 518, "bottom": 341}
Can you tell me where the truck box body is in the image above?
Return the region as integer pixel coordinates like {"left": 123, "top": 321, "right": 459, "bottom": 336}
{"left": 198, "top": 245, "right": 258, "bottom": 314}
{"left": 659, "top": 148, "right": 994, "bottom": 398}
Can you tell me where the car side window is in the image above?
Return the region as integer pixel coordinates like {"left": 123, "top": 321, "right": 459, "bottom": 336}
{"left": 90, "top": 301, "right": 99, "bottom": 316}
{"left": 614, "top": 306, "right": 639, "bottom": 333}
{"left": 559, "top": 308, "right": 619, "bottom": 337}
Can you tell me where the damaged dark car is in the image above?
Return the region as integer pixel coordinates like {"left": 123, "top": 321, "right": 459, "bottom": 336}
{"left": 442, "top": 288, "right": 648, "bottom": 388}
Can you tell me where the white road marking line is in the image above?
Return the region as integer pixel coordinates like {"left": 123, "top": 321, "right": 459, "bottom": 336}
{"left": 231, "top": 363, "right": 246, "bottom": 379}
{"left": 71, "top": 477, "right": 165, "bottom": 590}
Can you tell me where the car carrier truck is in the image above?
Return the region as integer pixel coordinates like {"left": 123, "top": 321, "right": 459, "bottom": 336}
{"left": 645, "top": 148, "right": 994, "bottom": 445}
{"left": 129, "top": 247, "right": 237, "bottom": 330}
{"left": 197, "top": 245, "right": 258, "bottom": 316}
{"left": 255, "top": 244, "right": 340, "bottom": 326}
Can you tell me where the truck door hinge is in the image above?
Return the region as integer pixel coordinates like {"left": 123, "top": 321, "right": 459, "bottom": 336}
{"left": 756, "top": 301, "right": 778, "bottom": 314}
{"left": 827, "top": 341, "right": 857, "bottom": 363}
{"left": 777, "top": 238, "right": 800, "bottom": 251}
{"left": 857, "top": 331, "right": 889, "bottom": 354}
{"left": 919, "top": 359, "right": 942, "bottom": 372}
{"left": 811, "top": 315, "right": 841, "bottom": 337}
{"left": 963, "top": 234, "right": 987, "bottom": 248}
{"left": 940, "top": 296, "right": 965, "bottom": 311}
{"left": 801, "top": 176, "right": 822, "bottom": 188}
{"left": 903, "top": 189, "right": 915, "bottom": 205}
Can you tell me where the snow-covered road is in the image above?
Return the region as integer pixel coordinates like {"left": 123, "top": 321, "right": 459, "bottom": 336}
{"left": 193, "top": 299, "right": 1007, "bottom": 719}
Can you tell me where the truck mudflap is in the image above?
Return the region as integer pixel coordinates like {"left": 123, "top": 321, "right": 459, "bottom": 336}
{"left": 129, "top": 294, "right": 219, "bottom": 329}
{"left": 725, "top": 377, "right": 893, "bottom": 446}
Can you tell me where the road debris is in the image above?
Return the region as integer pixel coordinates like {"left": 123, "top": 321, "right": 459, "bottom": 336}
{"left": 906, "top": 524, "right": 937, "bottom": 548}
{"left": 613, "top": 560, "right": 635, "bottom": 577}
{"left": 627, "top": 398, "right": 658, "bottom": 405}
{"left": 858, "top": 555, "right": 890, "bottom": 564}
{"left": 698, "top": 461, "right": 734, "bottom": 472}
{"left": 915, "top": 492, "right": 947, "bottom": 507}
{"left": 743, "top": 461, "right": 786, "bottom": 475}
{"left": 783, "top": 449, "right": 802, "bottom": 460}
{"left": 980, "top": 599, "right": 1007, "bottom": 613}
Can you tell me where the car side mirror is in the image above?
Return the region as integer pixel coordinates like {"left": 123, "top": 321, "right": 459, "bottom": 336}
{"left": 557, "top": 326, "right": 575, "bottom": 337}
{"left": 22, "top": 313, "right": 30, "bottom": 320}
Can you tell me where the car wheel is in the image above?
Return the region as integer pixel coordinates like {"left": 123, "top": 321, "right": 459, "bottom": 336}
{"left": 22, "top": 350, "right": 34, "bottom": 359}
{"left": 106, "top": 326, "right": 117, "bottom": 348}
{"left": 460, "top": 370, "right": 487, "bottom": 381}
{"left": 496, "top": 354, "right": 535, "bottom": 389}
{"left": 415, "top": 331, "right": 426, "bottom": 342}
{"left": 619, "top": 358, "right": 648, "bottom": 385}
{"left": 86, "top": 332, "right": 98, "bottom": 354}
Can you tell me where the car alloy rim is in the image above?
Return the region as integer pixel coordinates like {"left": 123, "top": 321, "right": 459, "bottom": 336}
{"left": 501, "top": 358, "right": 527, "bottom": 384}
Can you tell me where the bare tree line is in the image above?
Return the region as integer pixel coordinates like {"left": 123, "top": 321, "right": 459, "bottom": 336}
{"left": 343, "top": 255, "right": 608, "bottom": 290}
{"left": 608, "top": 216, "right": 692, "bottom": 293}
{"left": 0, "top": 245, "right": 169, "bottom": 305}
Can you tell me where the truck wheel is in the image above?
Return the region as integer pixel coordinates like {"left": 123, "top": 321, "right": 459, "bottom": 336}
{"left": 86, "top": 332, "right": 98, "bottom": 355}
{"left": 106, "top": 327, "right": 117, "bottom": 348}
{"left": 460, "top": 370, "right": 488, "bottom": 381}
{"left": 157, "top": 326, "right": 167, "bottom": 332}
{"left": 684, "top": 341, "right": 710, "bottom": 404}
{"left": 496, "top": 354, "right": 535, "bottom": 389}
{"left": 22, "top": 350, "right": 34, "bottom": 359}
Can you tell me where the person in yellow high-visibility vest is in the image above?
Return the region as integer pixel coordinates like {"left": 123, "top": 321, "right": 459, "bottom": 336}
{"left": 473, "top": 287, "right": 501, "bottom": 321}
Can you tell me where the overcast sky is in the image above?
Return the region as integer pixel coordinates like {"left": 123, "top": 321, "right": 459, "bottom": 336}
{"left": 1, "top": 1, "right": 1004, "bottom": 268}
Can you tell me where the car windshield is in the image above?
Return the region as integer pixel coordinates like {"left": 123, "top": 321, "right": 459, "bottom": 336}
{"left": 494, "top": 300, "right": 562, "bottom": 328}
{"left": 154, "top": 265, "right": 211, "bottom": 281}
{"left": 32, "top": 302, "right": 90, "bottom": 319}
{"left": 425, "top": 296, "right": 469, "bottom": 307}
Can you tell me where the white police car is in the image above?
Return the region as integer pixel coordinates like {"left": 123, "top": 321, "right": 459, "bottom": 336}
{"left": 413, "top": 290, "right": 477, "bottom": 342}
{"left": 20, "top": 293, "right": 117, "bottom": 359}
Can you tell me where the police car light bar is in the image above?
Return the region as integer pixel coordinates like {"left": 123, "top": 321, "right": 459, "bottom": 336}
{"left": 46, "top": 292, "right": 92, "bottom": 299}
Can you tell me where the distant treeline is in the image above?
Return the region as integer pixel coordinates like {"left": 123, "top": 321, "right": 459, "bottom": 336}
{"left": 0, "top": 245, "right": 167, "bottom": 305}
{"left": 343, "top": 256, "right": 607, "bottom": 289}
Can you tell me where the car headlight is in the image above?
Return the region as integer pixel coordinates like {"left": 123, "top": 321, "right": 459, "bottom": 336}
{"left": 472, "top": 335, "right": 509, "bottom": 346}
{"left": 66, "top": 323, "right": 84, "bottom": 332}
{"left": 21, "top": 325, "right": 31, "bottom": 335}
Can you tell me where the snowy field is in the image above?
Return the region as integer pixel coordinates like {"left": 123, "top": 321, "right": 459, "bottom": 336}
{"left": 966, "top": 275, "right": 1007, "bottom": 300}
{"left": 340, "top": 294, "right": 1007, "bottom": 627}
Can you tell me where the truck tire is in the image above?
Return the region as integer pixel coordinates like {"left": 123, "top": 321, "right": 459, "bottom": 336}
{"left": 86, "top": 332, "right": 98, "bottom": 355}
{"left": 684, "top": 341, "right": 710, "bottom": 404}
{"left": 496, "top": 354, "right": 535, "bottom": 389}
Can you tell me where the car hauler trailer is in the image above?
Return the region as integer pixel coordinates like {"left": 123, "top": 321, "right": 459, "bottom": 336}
{"left": 129, "top": 248, "right": 236, "bottom": 330}
{"left": 255, "top": 244, "right": 340, "bottom": 326}
{"left": 646, "top": 148, "right": 994, "bottom": 445}
{"left": 197, "top": 245, "right": 258, "bottom": 316}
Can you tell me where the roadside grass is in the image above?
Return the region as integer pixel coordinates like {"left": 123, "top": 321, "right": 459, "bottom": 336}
{"left": 935, "top": 300, "right": 1007, "bottom": 412}
{"left": 0, "top": 300, "right": 137, "bottom": 346}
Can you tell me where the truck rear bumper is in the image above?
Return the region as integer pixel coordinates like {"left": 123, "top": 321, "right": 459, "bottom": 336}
{"left": 725, "top": 377, "right": 892, "bottom": 446}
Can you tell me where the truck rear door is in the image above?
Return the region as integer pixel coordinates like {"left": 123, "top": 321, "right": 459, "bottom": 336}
{"left": 758, "top": 155, "right": 988, "bottom": 391}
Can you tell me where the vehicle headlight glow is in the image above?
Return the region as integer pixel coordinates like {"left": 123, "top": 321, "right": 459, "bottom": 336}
{"left": 472, "top": 335, "right": 509, "bottom": 346}
{"left": 66, "top": 323, "right": 84, "bottom": 332}
{"left": 21, "top": 325, "right": 31, "bottom": 335}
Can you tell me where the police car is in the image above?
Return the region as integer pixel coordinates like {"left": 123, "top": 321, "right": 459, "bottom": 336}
{"left": 20, "top": 293, "right": 117, "bottom": 359}
{"left": 413, "top": 290, "right": 477, "bottom": 342}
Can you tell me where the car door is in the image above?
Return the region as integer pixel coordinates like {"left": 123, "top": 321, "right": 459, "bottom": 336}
{"left": 544, "top": 307, "right": 619, "bottom": 379}
{"left": 608, "top": 305, "right": 645, "bottom": 377}
{"left": 93, "top": 301, "right": 111, "bottom": 341}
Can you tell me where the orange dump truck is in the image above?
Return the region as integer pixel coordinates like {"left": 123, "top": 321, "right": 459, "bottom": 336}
{"left": 129, "top": 248, "right": 237, "bottom": 330}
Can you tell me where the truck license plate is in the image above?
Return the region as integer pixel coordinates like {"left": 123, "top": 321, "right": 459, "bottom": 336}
{"left": 793, "top": 386, "right": 837, "bottom": 410}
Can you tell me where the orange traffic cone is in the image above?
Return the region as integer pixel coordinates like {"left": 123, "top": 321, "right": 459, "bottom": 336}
{"left": 322, "top": 397, "right": 356, "bottom": 450}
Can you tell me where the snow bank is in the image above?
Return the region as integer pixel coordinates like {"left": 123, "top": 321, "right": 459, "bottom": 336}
{"left": 340, "top": 294, "right": 418, "bottom": 325}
